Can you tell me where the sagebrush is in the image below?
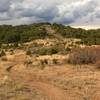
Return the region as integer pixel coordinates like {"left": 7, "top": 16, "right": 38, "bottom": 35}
{"left": 68, "top": 47, "right": 100, "bottom": 64}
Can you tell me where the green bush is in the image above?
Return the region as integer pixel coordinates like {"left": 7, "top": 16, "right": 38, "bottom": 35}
{"left": 36, "top": 45, "right": 61, "bottom": 56}
{"left": 37, "top": 48, "right": 47, "bottom": 55}
{"left": 47, "top": 46, "right": 59, "bottom": 55}
{"left": 65, "top": 47, "right": 71, "bottom": 52}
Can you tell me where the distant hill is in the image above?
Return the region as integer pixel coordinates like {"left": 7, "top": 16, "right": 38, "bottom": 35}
{"left": 0, "top": 23, "right": 100, "bottom": 45}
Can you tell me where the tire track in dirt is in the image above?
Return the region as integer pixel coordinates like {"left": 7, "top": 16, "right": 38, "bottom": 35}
{"left": 9, "top": 71, "right": 73, "bottom": 100}
{"left": 29, "top": 81, "right": 67, "bottom": 100}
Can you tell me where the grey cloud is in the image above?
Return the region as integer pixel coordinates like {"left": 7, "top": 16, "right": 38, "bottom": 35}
{"left": 72, "top": 0, "right": 98, "bottom": 18}
{"left": 9, "top": 0, "right": 59, "bottom": 22}
{"left": 0, "top": 13, "right": 11, "bottom": 20}
{"left": 0, "top": 0, "right": 100, "bottom": 25}
{"left": 20, "top": 6, "right": 58, "bottom": 21}
{"left": 0, "top": 0, "right": 11, "bottom": 12}
{"left": 55, "top": 0, "right": 99, "bottom": 25}
{"left": 95, "top": 8, "right": 100, "bottom": 18}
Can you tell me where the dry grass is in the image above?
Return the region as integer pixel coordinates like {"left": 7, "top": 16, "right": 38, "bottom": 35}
{"left": 0, "top": 64, "right": 100, "bottom": 100}
{"left": 68, "top": 47, "right": 100, "bottom": 65}
{"left": 0, "top": 39, "right": 100, "bottom": 100}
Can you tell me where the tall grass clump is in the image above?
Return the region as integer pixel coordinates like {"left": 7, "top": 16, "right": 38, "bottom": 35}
{"left": 68, "top": 47, "right": 100, "bottom": 65}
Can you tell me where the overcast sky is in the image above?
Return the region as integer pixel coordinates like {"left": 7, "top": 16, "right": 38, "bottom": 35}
{"left": 0, "top": 0, "right": 100, "bottom": 27}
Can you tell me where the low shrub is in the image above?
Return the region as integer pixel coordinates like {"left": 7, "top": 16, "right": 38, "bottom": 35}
{"left": 68, "top": 47, "right": 100, "bottom": 65}
{"left": 9, "top": 49, "right": 14, "bottom": 55}
{"left": 39, "top": 59, "right": 48, "bottom": 69}
{"left": 24, "top": 59, "right": 33, "bottom": 67}
{"left": 26, "top": 50, "right": 32, "bottom": 56}
{"left": 0, "top": 50, "right": 6, "bottom": 57}
{"left": 40, "top": 59, "right": 48, "bottom": 65}
{"left": 65, "top": 47, "right": 71, "bottom": 52}
{"left": 37, "top": 48, "right": 47, "bottom": 55}
{"left": 52, "top": 59, "right": 58, "bottom": 64}
{"left": 48, "top": 47, "right": 58, "bottom": 55}
{"left": 36, "top": 46, "right": 60, "bottom": 56}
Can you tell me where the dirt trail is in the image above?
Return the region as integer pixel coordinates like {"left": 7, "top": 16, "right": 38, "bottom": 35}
{"left": 30, "top": 82, "right": 67, "bottom": 100}
{"left": 8, "top": 71, "right": 71, "bottom": 100}
{"left": 45, "top": 27, "right": 64, "bottom": 41}
{"left": 13, "top": 78, "right": 68, "bottom": 100}
{"left": 2, "top": 63, "right": 100, "bottom": 100}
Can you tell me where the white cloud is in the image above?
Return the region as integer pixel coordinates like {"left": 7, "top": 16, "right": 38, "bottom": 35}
{"left": 0, "top": 0, "right": 100, "bottom": 26}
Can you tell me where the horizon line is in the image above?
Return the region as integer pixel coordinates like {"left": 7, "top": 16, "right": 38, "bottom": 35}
{"left": 0, "top": 23, "right": 100, "bottom": 30}
{"left": 71, "top": 25, "right": 100, "bottom": 30}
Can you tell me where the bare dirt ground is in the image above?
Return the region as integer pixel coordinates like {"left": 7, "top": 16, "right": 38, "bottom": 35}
{"left": 0, "top": 49, "right": 100, "bottom": 100}
{"left": 0, "top": 61, "right": 100, "bottom": 100}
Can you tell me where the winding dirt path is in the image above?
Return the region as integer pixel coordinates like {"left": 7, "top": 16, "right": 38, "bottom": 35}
{"left": 8, "top": 71, "right": 71, "bottom": 100}
{"left": 30, "top": 82, "right": 67, "bottom": 100}
{"left": 10, "top": 70, "right": 73, "bottom": 100}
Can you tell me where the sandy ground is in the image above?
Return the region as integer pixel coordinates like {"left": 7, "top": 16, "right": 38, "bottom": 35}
{"left": 0, "top": 50, "right": 100, "bottom": 100}
{"left": 0, "top": 61, "right": 100, "bottom": 100}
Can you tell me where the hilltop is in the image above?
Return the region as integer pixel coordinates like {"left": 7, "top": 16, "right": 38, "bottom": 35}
{"left": 0, "top": 23, "right": 100, "bottom": 45}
